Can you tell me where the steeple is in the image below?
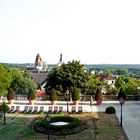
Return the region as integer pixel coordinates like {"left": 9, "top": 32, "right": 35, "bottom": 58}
{"left": 57, "top": 53, "right": 63, "bottom": 66}
{"left": 35, "top": 53, "right": 44, "bottom": 70}
{"left": 59, "top": 53, "right": 63, "bottom": 62}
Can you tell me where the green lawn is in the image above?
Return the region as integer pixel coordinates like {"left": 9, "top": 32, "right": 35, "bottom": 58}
{"left": 0, "top": 112, "right": 128, "bottom": 140}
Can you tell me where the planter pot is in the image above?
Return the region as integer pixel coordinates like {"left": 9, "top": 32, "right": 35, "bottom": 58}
{"left": 72, "top": 100, "right": 79, "bottom": 105}
{"left": 96, "top": 100, "right": 102, "bottom": 105}
{"left": 28, "top": 99, "right": 35, "bottom": 105}
{"left": 51, "top": 100, "right": 57, "bottom": 105}
{"left": 8, "top": 99, "right": 14, "bottom": 105}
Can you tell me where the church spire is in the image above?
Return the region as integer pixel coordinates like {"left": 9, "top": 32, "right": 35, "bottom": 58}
{"left": 57, "top": 53, "right": 63, "bottom": 66}
{"left": 59, "top": 53, "right": 62, "bottom": 62}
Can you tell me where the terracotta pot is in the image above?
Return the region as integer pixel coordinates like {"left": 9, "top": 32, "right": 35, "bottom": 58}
{"left": 28, "top": 99, "right": 35, "bottom": 105}
{"left": 96, "top": 100, "right": 102, "bottom": 105}
{"left": 51, "top": 100, "right": 57, "bottom": 105}
{"left": 119, "top": 100, "right": 126, "bottom": 105}
{"left": 8, "top": 99, "right": 14, "bottom": 105}
{"left": 72, "top": 100, "right": 79, "bottom": 105}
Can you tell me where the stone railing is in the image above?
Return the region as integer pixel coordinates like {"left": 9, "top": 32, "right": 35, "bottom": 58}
{"left": 13, "top": 94, "right": 140, "bottom": 101}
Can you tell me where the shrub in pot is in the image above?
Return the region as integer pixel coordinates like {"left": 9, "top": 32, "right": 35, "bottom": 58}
{"left": 94, "top": 88, "right": 103, "bottom": 105}
{"left": 50, "top": 88, "right": 58, "bottom": 105}
{"left": 27, "top": 89, "right": 36, "bottom": 105}
{"left": 71, "top": 87, "right": 80, "bottom": 105}
{"left": 7, "top": 88, "right": 15, "bottom": 105}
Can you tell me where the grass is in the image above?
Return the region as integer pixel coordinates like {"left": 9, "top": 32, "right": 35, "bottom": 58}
{"left": 0, "top": 112, "right": 128, "bottom": 140}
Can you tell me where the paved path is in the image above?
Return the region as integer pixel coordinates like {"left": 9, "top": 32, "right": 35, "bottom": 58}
{"left": 87, "top": 101, "right": 140, "bottom": 140}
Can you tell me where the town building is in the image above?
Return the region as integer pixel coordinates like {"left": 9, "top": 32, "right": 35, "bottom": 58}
{"left": 26, "top": 53, "right": 48, "bottom": 90}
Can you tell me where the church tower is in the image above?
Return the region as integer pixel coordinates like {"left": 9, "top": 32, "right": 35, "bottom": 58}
{"left": 35, "top": 53, "right": 44, "bottom": 70}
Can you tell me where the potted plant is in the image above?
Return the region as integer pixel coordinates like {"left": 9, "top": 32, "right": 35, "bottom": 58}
{"left": 50, "top": 88, "right": 58, "bottom": 105}
{"left": 27, "top": 89, "right": 36, "bottom": 105}
{"left": 118, "top": 87, "right": 126, "bottom": 104}
{"left": 72, "top": 87, "right": 80, "bottom": 105}
{"left": 7, "top": 88, "right": 15, "bottom": 105}
{"left": 94, "top": 88, "right": 103, "bottom": 105}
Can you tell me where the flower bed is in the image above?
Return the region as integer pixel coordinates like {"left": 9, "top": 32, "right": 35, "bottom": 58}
{"left": 33, "top": 115, "right": 88, "bottom": 135}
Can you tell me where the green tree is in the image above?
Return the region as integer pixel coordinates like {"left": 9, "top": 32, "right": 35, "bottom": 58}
{"left": 115, "top": 76, "right": 125, "bottom": 89}
{"left": 0, "top": 65, "right": 12, "bottom": 96}
{"left": 10, "top": 74, "right": 37, "bottom": 95}
{"left": 0, "top": 102, "right": 9, "bottom": 124}
{"left": 46, "top": 60, "right": 91, "bottom": 94}
{"left": 123, "top": 77, "right": 140, "bottom": 95}
{"left": 85, "top": 74, "right": 102, "bottom": 95}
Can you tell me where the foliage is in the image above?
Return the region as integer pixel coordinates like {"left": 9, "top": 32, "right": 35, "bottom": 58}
{"left": 106, "top": 86, "right": 119, "bottom": 95}
{"left": 0, "top": 102, "right": 9, "bottom": 113}
{"left": 7, "top": 88, "right": 15, "bottom": 100}
{"left": 105, "top": 106, "right": 116, "bottom": 114}
{"left": 117, "top": 87, "right": 127, "bottom": 100}
{"left": 85, "top": 74, "right": 102, "bottom": 95}
{"left": 46, "top": 60, "right": 91, "bottom": 94}
{"left": 123, "top": 77, "right": 140, "bottom": 95}
{"left": 115, "top": 76, "right": 125, "bottom": 89}
{"left": 50, "top": 88, "right": 58, "bottom": 101}
{"left": 0, "top": 65, "right": 12, "bottom": 95}
{"left": 10, "top": 76, "right": 37, "bottom": 95}
{"left": 9, "top": 67, "right": 37, "bottom": 95}
{"left": 94, "top": 88, "right": 103, "bottom": 100}
{"left": 27, "top": 89, "right": 36, "bottom": 100}
{"left": 71, "top": 87, "right": 80, "bottom": 100}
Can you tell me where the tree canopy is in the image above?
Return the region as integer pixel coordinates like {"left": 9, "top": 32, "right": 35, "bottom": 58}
{"left": 0, "top": 64, "right": 37, "bottom": 96}
{"left": 46, "top": 60, "right": 91, "bottom": 93}
{"left": 0, "top": 65, "right": 12, "bottom": 95}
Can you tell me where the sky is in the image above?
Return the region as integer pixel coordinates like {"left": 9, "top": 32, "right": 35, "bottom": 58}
{"left": 0, "top": 0, "right": 140, "bottom": 64}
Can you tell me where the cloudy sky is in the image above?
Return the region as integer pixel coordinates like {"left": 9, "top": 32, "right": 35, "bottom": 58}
{"left": 0, "top": 0, "right": 140, "bottom": 64}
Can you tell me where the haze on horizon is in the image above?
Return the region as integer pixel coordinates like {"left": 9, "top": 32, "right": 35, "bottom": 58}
{"left": 0, "top": 0, "right": 140, "bottom": 64}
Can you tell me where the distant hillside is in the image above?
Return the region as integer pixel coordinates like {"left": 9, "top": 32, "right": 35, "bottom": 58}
{"left": 0, "top": 62, "right": 56, "bottom": 69}
{"left": 85, "top": 64, "right": 140, "bottom": 70}
{"left": 1, "top": 62, "right": 140, "bottom": 70}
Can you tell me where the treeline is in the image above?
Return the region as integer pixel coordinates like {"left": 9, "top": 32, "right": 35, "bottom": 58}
{"left": 0, "top": 64, "right": 37, "bottom": 96}
{"left": 2, "top": 62, "right": 140, "bottom": 79}
{"left": 87, "top": 64, "right": 140, "bottom": 79}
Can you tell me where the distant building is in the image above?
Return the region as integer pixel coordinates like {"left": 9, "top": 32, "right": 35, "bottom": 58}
{"left": 105, "top": 76, "right": 116, "bottom": 85}
{"left": 98, "top": 72, "right": 117, "bottom": 85}
{"left": 26, "top": 53, "right": 48, "bottom": 90}
{"left": 26, "top": 53, "right": 48, "bottom": 71}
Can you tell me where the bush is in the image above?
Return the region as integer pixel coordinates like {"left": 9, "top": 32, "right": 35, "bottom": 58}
{"left": 33, "top": 116, "right": 87, "bottom": 135}
{"left": 7, "top": 88, "right": 15, "bottom": 100}
{"left": 94, "top": 88, "right": 103, "bottom": 100}
{"left": 0, "top": 102, "right": 10, "bottom": 113}
{"left": 105, "top": 106, "right": 116, "bottom": 114}
{"left": 50, "top": 89, "right": 58, "bottom": 101}
{"left": 72, "top": 87, "right": 80, "bottom": 101}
